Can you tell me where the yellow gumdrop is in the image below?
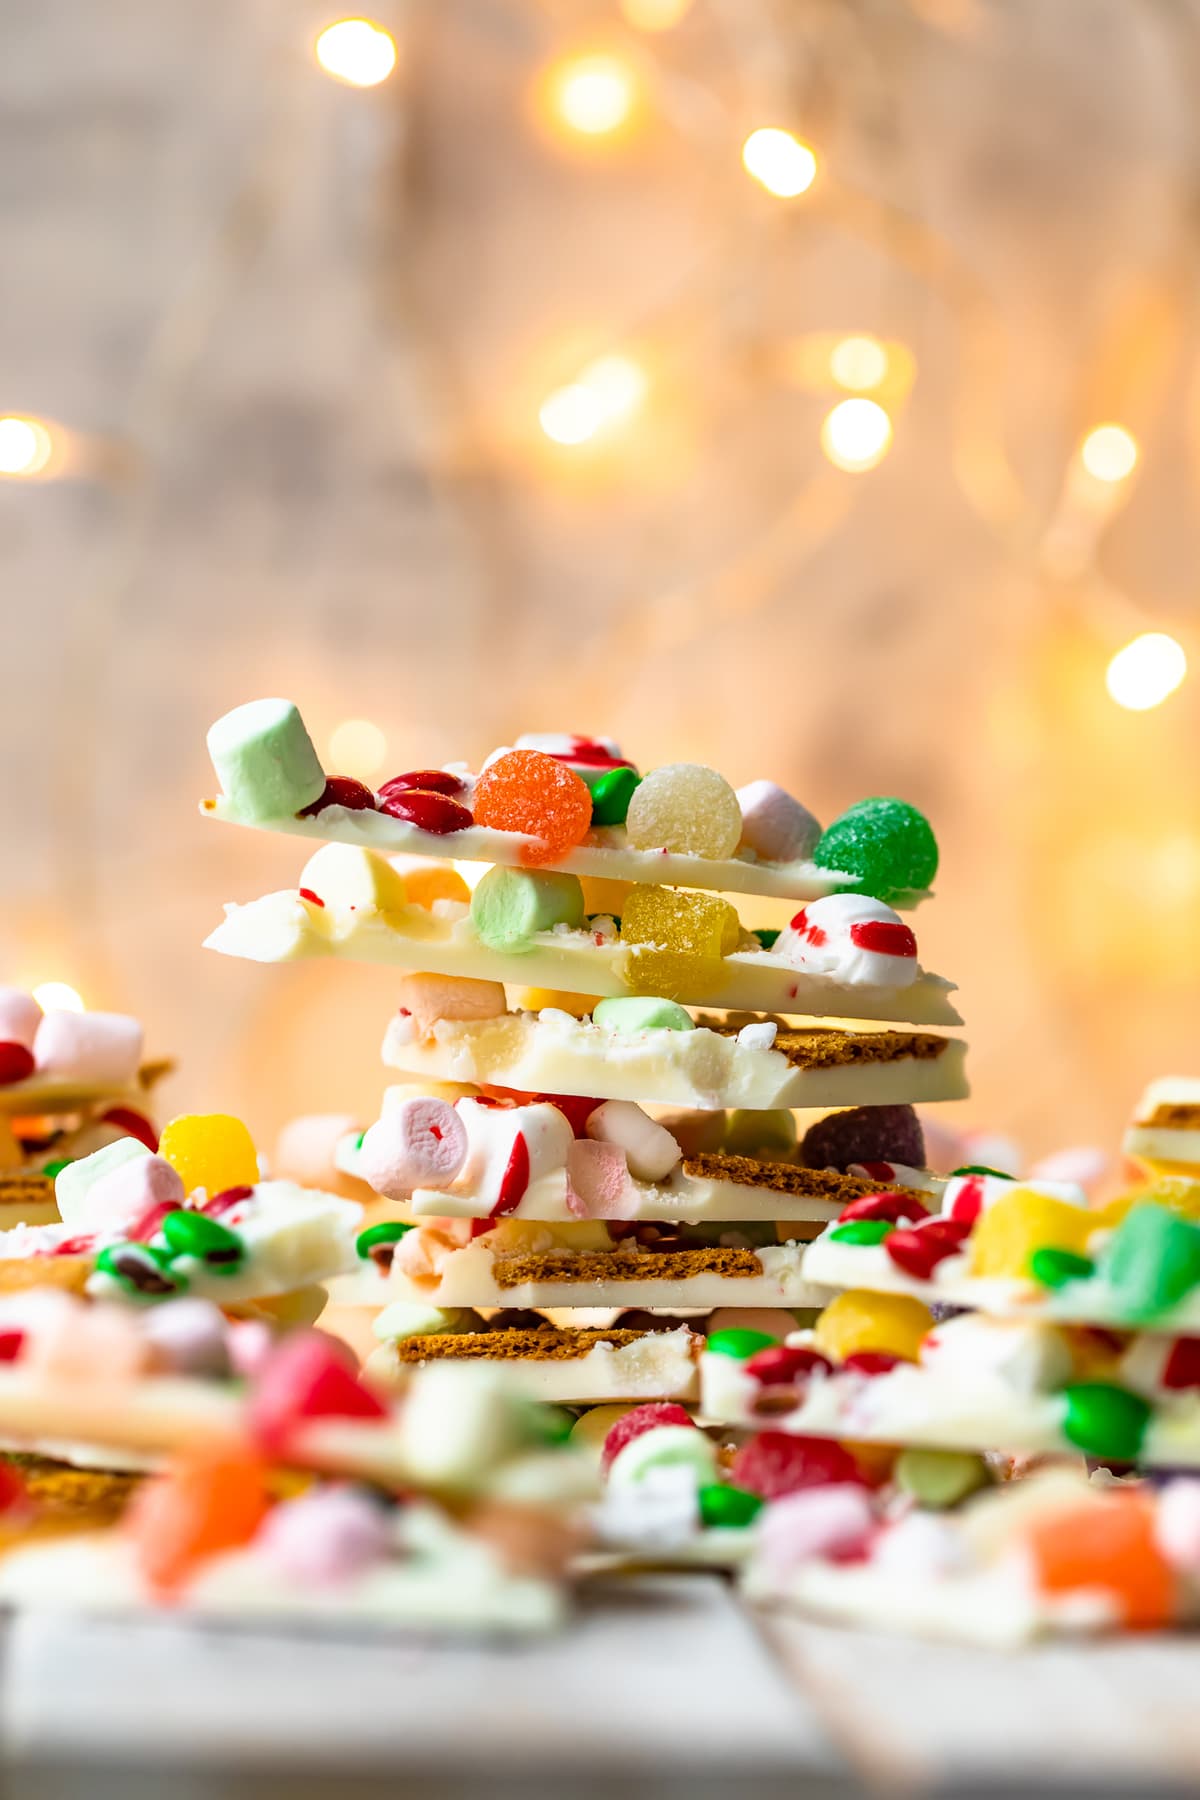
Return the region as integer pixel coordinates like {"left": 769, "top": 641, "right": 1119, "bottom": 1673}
{"left": 620, "top": 886, "right": 740, "bottom": 999}
{"left": 1097, "top": 1176, "right": 1200, "bottom": 1230}
{"left": 812, "top": 1289, "right": 935, "bottom": 1363}
{"left": 968, "top": 1188, "right": 1096, "bottom": 1279}
{"left": 403, "top": 865, "right": 471, "bottom": 910}
{"left": 159, "top": 1113, "right": 260, "bottom": 1198}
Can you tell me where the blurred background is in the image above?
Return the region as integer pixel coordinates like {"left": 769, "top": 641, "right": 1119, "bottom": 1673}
{"left": 2, "top": 0, "right": 1199, "bottom": 1160}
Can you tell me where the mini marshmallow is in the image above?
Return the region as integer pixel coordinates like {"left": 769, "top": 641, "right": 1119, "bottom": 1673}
{"left": 55, "top": 1137, "right": 151, "bottom": 1228}
{"left": 398, "top": 1362, "right": 530, "bottom": 1488}
{"left": 1155, "top": 1480, "right": 1200, "bottom": 1572}
{"left": 470, "top": 866, "right": 585, "bottom": 952}
{"left": 207, "top": 698, "right": 326, "bottom": 821}
{"left": 566, "top": 1139, "right": 634, "bottom": 1220}
{"left": 453, "top": 1099, "right": 574, "bottom": 1210}
{"left": 34, "top": 1010, "right": 143, "bottom": 1086}
{"left": 358, "top": 1097, "right": 468, "bottom": 1201}
{"left": 736, "top": 1020, "right": 777, "bottom": 1051}
{"left": 595, "top": 1463, "right": 699, "bottom": 1551}
{"left": 80, "top": 1153, "right": 185, "bottom": 1233}
{"left": 754, "top": 1484, "right": 874, "bottom": 1578}
{"left": 918, "top": 1314, "right": 1074, "bottom": 1395}
{"left": 298, "top": 843, "right": 408, "bottom": 921}
{"left": 774, "top": 894, "right": 919, "bottom": 990}
{"left": 142, "top": 1298, "right": 232, "bottom": 1378}
{"left": 259, "top": 1485, "right": 390, "bottom": 1585}
{"left": 0, "top": 989, "right": 42, "bottom": 1052}
{"left": 736, "top": 780, "right": 820, "bottom": 864}
{"left": 395, "top": 972, "right": 507, "bottom": 1037}
{"left": 585, "top": 1100, "right": 680, "bottom": 1184}
{"left": 592, "top": 996, "right": 695, "bottom": 1034}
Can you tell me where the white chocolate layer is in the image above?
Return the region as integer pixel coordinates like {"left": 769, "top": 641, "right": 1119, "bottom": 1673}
{"left": 366, "top": 1327, "right": 701, "bottom": 1402}
{"left": 408, "top": 1163, "right": 846, "bottom": 1224}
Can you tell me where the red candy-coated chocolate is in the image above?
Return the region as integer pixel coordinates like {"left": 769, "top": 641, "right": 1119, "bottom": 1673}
{"left": 884, "top": 1217, "right": 970, "bottom": 1280}
{"left": 842, "top": 1351, "right": 905, "bottom": 1377}
{"left": 0, "top": 1043, "right": 34, "bottom": 1087}
{"left": 600, "top": 1402, "right": 694, "bottom": 1474}
{"left": 377, "top": 789, "right": 473, "bottom": 834}
{"left": 473, "top": 750, "right": 593, "bottom": 867}
{"left": 731, "top": 1432, "right": 866, "bottom": 1500}
{"left": 1162, "top": 1337, "right": 1200, "bottom": 1390}
{"left": 98, "top": 1106, "right": 159, "bottom": 1152}
{"left": 557, "top": 737, "right": 633, "bottom": 770}
{"left": 534, "top": 1093, "right": 602, "bottom": 1137}
{"left": 849, "top": 920, "right": 918, "bottom": 958}
{"left": 250, "top": 1333, "right": 387, "bottom": 1453}
{"left": 745, "top": 1345, "right": 832, "bottom": 1385}
{"left": 378, "top": 770, "right": 466, "bottom": 799}
{"left": 299, "top": 777, "right": 376, "bottom": 816}
{"left": 0, "top": 1330, "right": 24, "bottom": 1363}
{"left": 490, "top": 1133, "right": 531, "bottom": 1218}
{"left": 947, "top": 1173, "right": 986, "bottom": 1225}
{"left": 838, "top": 1190, "right": 929, "bottom": 1226}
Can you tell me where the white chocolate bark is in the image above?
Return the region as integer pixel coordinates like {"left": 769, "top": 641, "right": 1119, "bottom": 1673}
{"left": 381, "top": 1009, "right": 968, "bottom": 1111}
{"left": 205, "top": 891, "right": 962, "bottom": 1026}
{"left": 408, "top": 1162, "right": 847, "bottom": 1225}
{"left": 1124, "top": 1080, "right": 1200, "bottom": 1170}
{"left": 0, "top": 1073, "right": 150, "bottom": 1119}
{"left": 366, "top": 1326, "right": 701, "bottom": 1403}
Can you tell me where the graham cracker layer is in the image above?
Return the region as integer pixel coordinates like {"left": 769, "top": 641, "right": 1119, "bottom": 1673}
{"left": 492, "top": 1247, "right": 764, "bottom": 1288}
{"left": 700, "top": 1020, "right": 951, "bottom": 1069}
{"left": 1145, "top": 1103, "right": 1200, "bottom": 1129}
{"left": 0, "top": 1257, "right": 90, "bottom": 1294}
{"left": 0, "top": 1176, "right": 54, "bottom": 1212}
{"left": 392, "top": 1327, "right": 682, "bottom": 1363}
{"left": 4, "top": 1457, "right": 141, "bottom": 1523}
{"left": 682, "top": 1153, "right": 928, "bottom": 1205}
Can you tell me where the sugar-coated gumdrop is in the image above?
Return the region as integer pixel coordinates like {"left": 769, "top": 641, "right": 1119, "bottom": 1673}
{"left": 605, "top": 1423, "right": 717, "bottom": 1490}
{"left": 814, "top": 797, "right": 939, "bottom": 904}
{"left": 473, "top": 750, "right": 593, "bottom": 866}
{"left": 600, "top": 1403, "right": 696, "bottom": 1474}
{"left": 968, "top": 1188, "right": 1096, "bottom": 1280}
{"left": 1026, "top": 1495, "right": 1173, "bottom": 1629}
{"left": 624, "top": 764, "right": 743, "bottom": 860}
{"left": 731, "top": 1432, "right": 866, "bottom": 1500}
{"left": 250, "top": 1332, "right": 388, "bottom": 1453}
{"left": 158, "top": 1114, "right": 259, "bottom": 1199}
{"left": 620, "top": 886, "right": 740, "bottom": 1000}
{"left": 126, "top": 1446, "right": 272, "bottom": 1592}
{"left": 724, "top": 1109, "right": 797, "bottom": 1160}
{"left": 1102, "top": 1204, "right": 1200, "bottom": 1322}
{"left": 470, "top": 865, "right": 585, "bottom": 951}
{"left": 800, "top": 1104, "right": 924, "bottom": 1173}
{"left": 207, "top": 699, "right": 326, "bottom": 821}
{"left": 813, "top": 1289, "right": 935, "bottom": 1364}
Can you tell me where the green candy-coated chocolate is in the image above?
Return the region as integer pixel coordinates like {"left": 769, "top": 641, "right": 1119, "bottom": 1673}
{"left": 1030, "top": 1247, "right": 1094, "bottom": 1289}
{"left": 470, "top": 865, "right": 585, "bottom": 952}
{"left": 591, "top": 997, "right": 695, "bottom": 1034}
{"left": 1103, "top": 1204, "right": 1200, "bottom": 1321}
{"left": 705, "top": 1327, "right": 777, "bottom": 1360}
{"left": 95, "top": 1242, "right": 186, "bottom": 1299}
{"left": 590, "top": 766, "right": 641, "bottom": 826}
{"left": 829, "top": 1219, "right": 894, "bottom": 1246}
{"left": 161, "top": 1209, "right": 246, "bottom": 1271}
{"left": 814, "top": 797, "right": 938, "bottom": 904}
{"left": 1061, "top": 1382, "right": 1150, "bottom": 1462}
{"left": 357, "top": 1221, "right": 414, "bottom": 1259}
{"left": 753, "top": 928, "right": 780, "bottom": 950}
{"left": 894, "top": 1448, "right": 989, "bottom": 1509}
{"left": 207, "top": 698, "right": 326, "bottom": 821}
{"left": 950, "top": 1165, "right": 1013, "bottom": 1181}
{"left": 699, "top": 1483, "right": 764, "bottom": 1529}
{"left": 40, "top": 1159, "right": 72, "bottom": 1180}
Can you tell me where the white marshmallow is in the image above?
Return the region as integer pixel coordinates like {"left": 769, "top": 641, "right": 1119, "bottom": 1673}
{"left": 918, "top": 1315, "right": 1074, "bottom": 1396}
{"left": 586, "top": 1100, "right": 681, "bottom": 1184}
{"left": 773, "top": 894, "right": 918, "bottom": 990}
{"left": 79, "top": 1153, "right": 185, "bottom": 1233}
{"left": 55, "top": 1138, "right": 151, "bottom": 1229}
{"left": 34, "top": 1011, "right": 143, "bottom": 1086}
{"left": 453, "top": 1099, "right": 574, "bottom": 1208}
{"left": 736, "top": 780, "right": 820, "bottom": 863}
{"left": 0, "top": 989, "right": 42, "bottom": 1051}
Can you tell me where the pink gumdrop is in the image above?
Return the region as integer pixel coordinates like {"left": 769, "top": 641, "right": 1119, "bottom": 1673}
{"left": 755, "top": 1484, "right": 875, "bottom": 1578}
{"left": 249, "top": 1332, "right": 388, "bottom": 1453}
{"left": 84, "top": 1155, "right": 186, "bottom": 1233}
{"left": 259, "top": 1485, "right": 390, "bottom": 1586}
{"left": 358, "top": 1099, "right": 467, "bottom": 1201}
{"left": 566, "top": 1139, "right": 635, "bottom": 1220}
{"left": 34, "top": 1012, "right": 144, "bottom": 1086}
{"left": 0, "top": 989, "right": 42, "bottom": 1052}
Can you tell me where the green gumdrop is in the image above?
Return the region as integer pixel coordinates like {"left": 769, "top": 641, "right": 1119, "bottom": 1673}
{"left": 592, "top": 996, "right": 695, "bottom": 1034}
{"left": 590, "top": 766, "right": 641, "bottom": 826}
{"left": 1062, "top": 1382, "right": 1150, "bottom": 1462}
{"left": 470, "top": 865, "right": 585, "bottom": 952}
{"left": 1030, "top": 1247, "right": 1094, "bottom": 1290}
{"left": 829, "top": 1219, "right": 894, "bottom": 1246}
{"left": 357, "top": 1221, "right": 414, "bottom": 1259}
{"left": 161, "top": 1209, "right": 245, "bottom": 1271}
{"left": 814, "top": 797, "right": 939, "bottom": 904}
{"left": 894, "top": 1448, "right": 989, "bottom": 1509}
{"left": 724, "top": 1109, "right": 798, "bottom": 1159}
{"left": 1103, "top": 1204, "right": 1200, "bottom": 1321}
{"left": 699, "top": 1483, "right": 764, "bottom": 1529}
{"left": 705, "top": 1327, "right": 777, "bottom": 1360}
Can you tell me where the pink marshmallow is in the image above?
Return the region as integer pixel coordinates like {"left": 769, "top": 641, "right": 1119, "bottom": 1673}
{"left": 0, "top": 989, "right": 42, "bottom": 1052}
{"left": 755, "top": 1485, "right": 875, "bottom": 1578}
{"left": 566, "top": 1140, "right": 636, "bottom": 1219}
{"left": 736, "top": 780, "right": 820, "bottom": 863}
{"left": 359, "top": 1098, "right": 468, "bottom": 1201}
{"left": 83, "top": 1154, "right": 185, "bottom": 1232}
{"left": 34, "top": 1011, "right": 143, "bottom": 1086}
{"left": 142, "top": 1298, "right": 232, "bottom": 1377}
{"left": 259, "top": 1485, "right": 390, "bottom": 1585}
{"left": 586, "top": 1100, "right": 680, "bottom": 1184}
{"left": 395, "top": 973, "right": 506, "bottom": 1037}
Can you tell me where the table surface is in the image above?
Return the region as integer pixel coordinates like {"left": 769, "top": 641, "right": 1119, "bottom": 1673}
{"left": 5, "top": 1572, "right": 1200, "bottom": 1799}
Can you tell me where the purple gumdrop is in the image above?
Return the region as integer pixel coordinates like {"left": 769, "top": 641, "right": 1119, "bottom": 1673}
{"left": 799, "top": 1104, "right": 925, "bottom": 1174}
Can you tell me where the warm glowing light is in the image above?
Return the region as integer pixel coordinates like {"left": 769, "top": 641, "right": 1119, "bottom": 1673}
{"left": 315, "top": 19, "right": 397, "bottom": 87}
{"left": 539, "top": 354, "right": 647, "bottom": 446}
{"left": 1080, "top": 423, "right": 1138, "bottom": 484}
{"left": 453, "top": 861, "right": 489, "bottom": 892}
{"left": 328, "top": 718, "right": 388, "bottom": 779}
{"left": 33, "top": 982, "right": 84, "bottom": 1014}
{"left": 619, "top": 0, "right": 693, "bottom": 28}
{"left": 1105, "top": 633, "right": 1187, "bottom": 711}
{"left": 830, "top": 335, "right": 890, "bottom": 392}
{"left": 742, "top": 128, "right": 817, "bottom": 198}
{"left": 548, "top": 53, "right": 637, "bottom": 136}
{"left": 0, "top": 416, "right": 53, "bottom": 477}
{"left": 820, "top": 398, "right": 893, "bottom": 472}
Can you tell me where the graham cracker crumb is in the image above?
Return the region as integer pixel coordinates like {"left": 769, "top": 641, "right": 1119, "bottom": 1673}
{"left": 683, "top": 1152, "right": 929, "bottom": 1206}
{"left": 392, "top": 1326, "right": 688, "bottom": 1363}
{"left": 1146, "top": 1103, "right": 1200, "bottom": 1129}
{"left": 493, "top": 1246, "right": 764, "bottom": 1287}
{"left": 6, "top": 1457, "right": 141, "bottom": 1522}
{"left": 0, "top": 1177, "right": 54, "bottom": 1212}
{"left": 701, "top": 1020, "right": 950, "bottom": 1070}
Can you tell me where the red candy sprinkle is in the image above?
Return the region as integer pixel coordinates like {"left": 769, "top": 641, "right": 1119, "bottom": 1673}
{"left": 849, "top": 920, "right": 918, "bottom": 958}
{"left": 378, "top": 770, "right": 466, "bottom": 799}
{"left": 0, "top": 1043, "right": 35, "bottom": 1088}
{"left": 490, "top": 1133, "right": 531, "bottom": 1218}
{"left": 98, "top": 1106, "right": 159, "bottom": 1152}
{"left": 842, "top": 1351, "right": 905, "bottom": 1377}
{"left": 745, "top": 1345, "right": 833, "bottom": 1385}
{"left": 299, "top": 777, "right": 376, "bottom": 816}
{"left": 788, "top": 908, "right": 828, "bottom": 947}
{"left": 0, "top": 1330, "right": 24, "bottom": 1363}
{"left": 1162, "top": 1337, "right": 1200, "bottom": 1390}
{"left": 250, "top": 1333, "right": 387, "bottom": 1453}
{"left": 600, "top": 1402, "right": 694, "bottom": 1474}
{"left": 377, "top": 789, "right": 473, "bottom": 835}
{"left": 838, "top": 1190, "right": 929, "bottom": 1226}
{"left": 884, "top": 1218, "right": 971, "bottom": 1280}
{"left": 298, "top": 887, "right": 325, "bottom": 908}
{"left": 731, "top": 1432, "right": 867, "bottom": 1500}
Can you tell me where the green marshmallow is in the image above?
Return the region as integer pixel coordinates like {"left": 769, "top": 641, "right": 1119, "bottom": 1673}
{"left": 894, "top": 1448, "right": 989, "bottom": 1509}
{"left": 724, "top": 1108, "right": 798, "bottom": 1160}
{"left": 705, "top": 1327, "right": 776, "bottom": 1360}
{"left": 207, "top": 698, "right": 326, "bottom": 821}
{"left": 1103, "top": 1204, "right": 1200, "bottom": 1321}
{"left": 699, "top": 1483, "right": 764, "bottom": 1528}
{"left": 592, "top": 996, "right": 696, "bottom": 1034}
{"left": 470, "top": 865, "right": 585, "bottom": 951}
{"left": 1062, "top": 1382, "right": 1150, "bottom": 1462}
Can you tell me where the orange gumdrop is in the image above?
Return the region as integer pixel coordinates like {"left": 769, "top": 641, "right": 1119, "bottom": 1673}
{"left": 473, "top": 751, "right": 593, "bottom": 867}
{"left": 1026, "top": 1495, "right": 1173, "bottom": 1630}
{"left": 125, "top": 1445, "right": 272, "bottom": 1594}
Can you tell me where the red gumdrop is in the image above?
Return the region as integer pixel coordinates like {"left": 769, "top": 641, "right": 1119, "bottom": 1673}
{"left": 838, "top": 1190, "right": 929, "bottom": 1226}
{"left": 249, "top": 1332, "right": 388, "bottom": 1453}
{"left": 473, "top": 751, "right": 593, "bottom": 867}
{"left": 745, "top": 1345, "right": 832, "bottom": 1385}
{"left": 884, "top": 1218, "right": 970, "bottom": 1280}
{"left": 378, "top": 770, "right": 466, "bottom": 799}
{"left": 299, "top": 776, "right": 376, "bottom": 816}
{"left": 377, "top": 789, "right": 473, "bottom": 834}
{"left": 98, "top": 1106, "right": 159, "bottom": 1152}
{"left": 1162, "top": 1337, "right": 1200, "bottom": 1390}
{"left": 534, "top": 1093, "right": 603, "bottom": 1137}
{"left": 731, "top": 1432, "right": 867, "bottom": 1500}
{"left": 842, "top": 1351, "right": 905, "bottom": 1377}
{"left": 0, "top": 1043, "right": 35, "bottom": 1087}
{"left": 600, "top": 1402, "right": 695, "bottom": 1474}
